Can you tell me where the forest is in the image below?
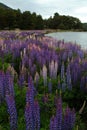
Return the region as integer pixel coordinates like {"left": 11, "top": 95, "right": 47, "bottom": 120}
{"left": 0, "top": 6, "right": 84, "bottom": 30}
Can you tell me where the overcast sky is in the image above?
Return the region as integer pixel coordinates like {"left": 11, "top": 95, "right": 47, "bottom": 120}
{"left": 0, "top": 0, "right": 87, "bottom": 23}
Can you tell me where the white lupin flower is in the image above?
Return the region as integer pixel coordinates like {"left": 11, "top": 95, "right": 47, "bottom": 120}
{"left": 23, "top": 48, "right": 26, "bottom": 56}
{"left": 49, "top": 60, "right": 55, "bottom": 79}
{"left": 34, "top": 72, "right": 40, "bottom": 86}
{"left": 42, "top": 65, "right": 47, "bottom": 86}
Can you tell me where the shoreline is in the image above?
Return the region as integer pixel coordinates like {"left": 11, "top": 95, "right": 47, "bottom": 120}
{"left": 44, "top": 29, "right": 87, "bottom": 34}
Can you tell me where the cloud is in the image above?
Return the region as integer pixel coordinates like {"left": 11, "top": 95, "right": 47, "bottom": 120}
{"left": 75, "top": 7, "right": 87, "bottom": 14}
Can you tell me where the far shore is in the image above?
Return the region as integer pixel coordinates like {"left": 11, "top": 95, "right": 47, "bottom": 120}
{"left": 44, "top": 29, "right": 86, "bottom": 34}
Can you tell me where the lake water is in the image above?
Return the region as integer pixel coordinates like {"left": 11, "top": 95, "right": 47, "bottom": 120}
{"left": 45, "top": 32, "right": 87, "bottom": 49}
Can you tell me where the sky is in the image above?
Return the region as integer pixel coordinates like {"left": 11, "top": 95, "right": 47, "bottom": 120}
{"left": 0, "top": 0, "right": 87, "bottom": 23}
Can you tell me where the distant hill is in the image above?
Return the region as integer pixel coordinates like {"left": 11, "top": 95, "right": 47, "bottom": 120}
{"left": 82, "top": 23, "right": 87, "bottom": 31}
{"left": 0, "top": 2, "right": 12, "bottom": 9}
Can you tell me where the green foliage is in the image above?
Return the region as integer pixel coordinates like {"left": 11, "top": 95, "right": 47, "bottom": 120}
{"left": 0, "top": 53, "right": 13, "bottom": 71}
{"left": 0, "top": 102, "right": 10, "bottom": 130}
{"left": 0, "top": 58, "right": 9, "bottom": 71}
{"left": 3, "top": 53, "right": 12, "bottom": 63}
{"left": 0, "top": 4, "right": 83, "bottom": 30}
{"left": 45, "top": 13, "right": 83, "bottom": 30}
{"left": 82, "top": 23, "right": 87, "bottom": 31}
{"left": 13, "top": 57, "right": 21, "bottom": 74}
{"left": 74, "top": 114, "right": 87, "bottom": 130}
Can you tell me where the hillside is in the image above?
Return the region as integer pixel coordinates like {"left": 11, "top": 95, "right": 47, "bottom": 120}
{"left": 0, "top": 2, "right": 12, "bottom": 9}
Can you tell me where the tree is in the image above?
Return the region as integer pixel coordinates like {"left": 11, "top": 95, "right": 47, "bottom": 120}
{"left": 14, "top": 9, "right": 22, "bottom": 28}
{"left": 35, "top": 15, "right": 44, "bottom": 29}
{"left": 21, "top": 11, "right": 32, "bottom": 29}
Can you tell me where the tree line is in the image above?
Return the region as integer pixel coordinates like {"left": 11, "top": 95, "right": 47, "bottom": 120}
{"left": 0, "top": 8, "right": 84, "bottom": 30}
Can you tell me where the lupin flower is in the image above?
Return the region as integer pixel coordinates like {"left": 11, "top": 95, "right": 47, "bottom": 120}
{"left": 54, "top": 61, "right": 58, "bottom": 79}
{"left": 51, "top": 95, "right": 76, "bottom": 130}
{"left": 77, "top": 50, "right": 84, "bottom": 60}
{"left": 50, "top": 115, "right": 57, "bottom": 130}
{"left": 42, "top": 65, "right": 47, "bottom": 86}
{"left": 18, "top": 72, "right": 25, "bottom": 88}
{"left": 23, "top": 47, "right": 26, "bottom": 56}
{"left": 25, "top": 102, "right": 34, "bottom": 130}
{"left": 26, "top": 87, "right": 34, "bottom": 109}
{"left": 68, "top": 50, "right": 73, "bottom": 60}
{"left": 25, "top": 81, "right": 40, "bottom": 130}
{"left": 3, "top": 71, "right": 10, "bottom": 94}
{"left": 6, "top": 70, "right": 15, "bottom": 96}
{"left": 70, "top": 108, "right": 76, "bottom": 129}
{"left": 34, "top": 100, "right": 40, "bottom": 130}
{"left": 0, "top": 71, "right": 4, "bottom": 103}
{"left": 49, "top": 60, "right": 55, "bottom": 79}
{"left": 8, "top": 77, "right": 15, "bottom": 96}
{"left": 28, "top": 76, "right": 37, "bottom": 96}
{"left": 62, "top": 52, "right": 67, "bottom": 62}
{"left": 66, "top": 65, "right": 72, "bottom": 90}
{"left": 56, "top": 97, "right": 62, "bottom": 130}
{"left": 61, "top": 62, "right": 65, "bottom": 80}
{"left": 5, "top": 94, "right": 17, "bottom": 130}
{"left": 34, "top": 72, "right": 40, "bottom": 87}
{"left": 63, "top": 106, "right": 76, "bottom": 130}
{"left": 63, "top": 106, "right": 71, "bottom": 130}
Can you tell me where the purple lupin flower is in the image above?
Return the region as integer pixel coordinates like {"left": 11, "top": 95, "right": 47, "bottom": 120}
{"left": 26, "top": 77, "right": 40, "bottom": 130}
{"left": 25, "top": 80, "right": 35, "bottom": 130}
{"left": 8, "top": 76, "right": 15, "bottom": 96}
{"left": 70, "top": 108, "right": 76, "bottom": 129}
{"left": 54, "top": 61, "right": 58, "bottom": 79}
{"left": 5, "top": 70, "right": 15, "bottom": 96}
{"left": 28, "top": 76, "right": 37, "bottom": 96}
{"left": 18, "top": 72, "right": 25, "bottom": 88}
{"left": 62, "top": 51, "right": 67, "bottom": 62}
{"left": 25, "top": 102, "right": 34, "bottom": 130}
{"left": 3, "top": 72, "right": 9, "bottom": 94}
{"left": 34, "top": 100, "right": 40, "bottom": 130}
{"left": 0, "top": 71, "right": 4, "bottom": 103}
{"left": 26, "top": 87, "right": 34, "bottom": 110}
{"left": 61, "top": 62, "right": 65, "bottom": 80}
{"left": 77, "top": 50, "right": 84, "bottom": 60}
{"left": 66, "top": 65, "right": 72, "bottom": 90}
{"left": 56, "top": 96, "right": 62, "bottom": 130}
{"left": 63, "top": 106, "right": 76, "bottom": 130}
{"left": 50, "top": 115, "right": 57, "bottom": 130}
{"left": 68, "top": 50, "right": 73, "bottom": 60}
{"left": 5, "top": 94, "right": 17, "bottom": 130}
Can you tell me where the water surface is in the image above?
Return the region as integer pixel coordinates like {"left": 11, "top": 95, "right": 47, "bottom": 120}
{"left": 45, "top": 32, "right": 87, "bottom": 49}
